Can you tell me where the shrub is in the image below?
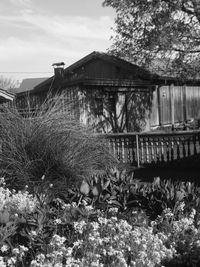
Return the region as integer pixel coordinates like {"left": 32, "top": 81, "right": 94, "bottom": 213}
{"left": 0, "top": 93, "right": 116, "bottom": 195}
{"left": 1, "top": 180, "right": 200, "bottom": 267}
{"left": 78, "top": 171, "right": 200, "bottom": 224}
{"left": 0, "top": 178, "right": 37, "bottom": 225}
{"left": 28, "top": 206, "right": 175, "bottom": 267}
{"left": 153, "top": 204, "right": 200, "bottom": 267}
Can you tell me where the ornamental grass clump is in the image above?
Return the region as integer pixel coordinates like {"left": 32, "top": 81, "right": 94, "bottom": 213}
{"left": 0, "top": 93, "right": 116, "bottom": 195}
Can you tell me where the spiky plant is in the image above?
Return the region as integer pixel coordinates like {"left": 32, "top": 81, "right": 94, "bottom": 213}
{"left": 0, "top": 93, "right": 117, "bottom": 196}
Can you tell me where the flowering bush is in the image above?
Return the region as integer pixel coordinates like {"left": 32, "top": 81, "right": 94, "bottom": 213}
{"left": 154, "top": 204, "right": 200, "bottom": 267}
{"left": 0, "top": 179, "right": 200, "bottom": 266}
{"left": 27, "top": 202, "right": 200, "bottom": 267}
{"left": 0, "top": 178, "right": 37, "bottom": 225}
{"left": 27, "top": 206, "right": 175, "bottom": 267}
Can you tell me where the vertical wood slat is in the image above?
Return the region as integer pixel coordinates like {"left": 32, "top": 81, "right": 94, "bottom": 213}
{"left": 140, "top": 138, "right": 144, "bottom": 164}
{"left": 157, "top": 86, "right": 162, "bottom": 127}
{"left": 105, "top": 131, "right": 200, "bottom": 166}
{"left": 170, "top": 84, "right": 174, "bottom": 126}
{"left": 156, "top": 140, "right": 160, "bottom": 162}
{"left": 183, "top": 85, "right": 187, "bottom": 122}
{"left": 136, "top": 134, "right": 140, "bottom": 168}
{"left": 171, "top": 140, "right": 174, "bottom": 160}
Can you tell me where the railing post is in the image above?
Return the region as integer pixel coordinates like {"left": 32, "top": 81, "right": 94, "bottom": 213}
{"left": 136, "top": 134, "right": 140, "bottom": 168}
{"left": 105, "top": 130, "right": 200, "bottom": 166}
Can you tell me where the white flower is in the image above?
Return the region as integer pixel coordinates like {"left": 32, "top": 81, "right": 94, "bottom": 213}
{"left": 19, "top": 245, "right": 28, "bottom": 252}
{"left": 74, "top": 221, "right": 87, "bottom": 234}
{"left": 54, "top": 218, "right": 62, "bottom": 225}
{"left": 73, "top": 240, "right": 83, "bottom": 248}
{"left": 30, "top": 230, "right": 37, "bottom": 237}
{"left": 1, "top": 244, "right": 9, "bottom": 253}
{"left": 0, "top": 257, "right": 6, "bottom": 267}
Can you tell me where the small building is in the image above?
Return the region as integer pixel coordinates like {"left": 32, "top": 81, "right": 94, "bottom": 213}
{"left": 15, "top": 77, "right": 48, "bottom": 114}
{"left": 0, "top": 88, "right": 15, "bottom": 104}
{"left": 16, "top": 77, "right": 48, "bottom": 94}
{"left": 14, "top": 51, "right": 200, "bottom": 133}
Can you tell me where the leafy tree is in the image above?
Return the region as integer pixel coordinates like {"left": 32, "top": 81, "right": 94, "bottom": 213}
{"left": 0, "top": 75, "right": 17, "bottom": 92}
{"left": 103, "top": 0, "right": 200, "bottom": 78}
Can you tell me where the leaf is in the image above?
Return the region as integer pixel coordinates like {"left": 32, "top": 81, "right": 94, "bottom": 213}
{"left": 102, "top": 180, "right": 110, "bottom": 190}
{"left": 92, "top": 184, "right": 101, "bottom": 196}
{"left": 153, "top": 177, "right": 160, "bottom": 187}
{"left": 109, "top": 200, "right": 123, "bottom": 208}
{"left": 176, "top": 190, "right": 185, "bottom": 202}
{"left": 102, "top": 193, "right": 111, "bottom": 201}
{"left": 80, "top": 180, "right": 90, "bottom": 196}
{"left": 0, "top": 211, "right": 10, "bottom": 224}
{"left": 109, "top": 195, "right": 117, "bottom": 200}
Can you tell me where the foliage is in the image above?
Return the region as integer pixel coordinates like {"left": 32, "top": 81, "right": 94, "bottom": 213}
{"left": 0, "top": 93, "right": 116, "bottom": 195}
{"left": 154, "top": 205, "right": 200, "bottom": 267}
{"left": 0, "top": 76, "right": 17, "bottom": 92}
{"left": 0, "top": 180, "right": 200, "bottom": 266}
{"left": 0, "top": 178, "right": 37, "bottom": 223}
{"left": 79, "top": 171, "right": 200, "bottom": 221}
{"left": 103, "top": 0, "right": 200, "bottom": 78}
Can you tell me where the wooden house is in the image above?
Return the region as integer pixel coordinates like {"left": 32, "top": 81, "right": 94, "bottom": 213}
{"left": 14, "top": 51, "right": 200, "bottom": 133}
{"left": 16, "top": 77, "right": 48, "bottom": 94}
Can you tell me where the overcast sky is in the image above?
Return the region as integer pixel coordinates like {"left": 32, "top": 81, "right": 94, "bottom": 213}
{"left": 0, "top": 0, "right": 115, "bottom": 83}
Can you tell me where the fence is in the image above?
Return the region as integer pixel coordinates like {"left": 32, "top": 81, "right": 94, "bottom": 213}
{"left": 105, "top": 130, "right": 200, "bottom": 168}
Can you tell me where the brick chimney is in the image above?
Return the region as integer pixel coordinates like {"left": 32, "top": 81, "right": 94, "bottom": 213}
{"left": 52, "top": 62, "right": 65, "bottom": 84}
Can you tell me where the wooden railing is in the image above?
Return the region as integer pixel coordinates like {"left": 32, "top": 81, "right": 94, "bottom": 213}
{"left": 105, "top": 130, "right": 200, "bottom": 167}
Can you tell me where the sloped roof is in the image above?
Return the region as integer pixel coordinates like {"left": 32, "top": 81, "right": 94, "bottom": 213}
{"left": 0, "top": 88, "right": 15, "bottom": 104}
{"left": 63, "top": 51, "right": 155, "bottom": 78}
{"left": 34, "top": 51, "right": 158, "bottom": 91}
{"left": 17, "top": 77, "right": 48, "bottom": 93}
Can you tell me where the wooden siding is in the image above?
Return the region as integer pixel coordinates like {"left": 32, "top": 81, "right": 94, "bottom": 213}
{"left": 174, "top": 86, "right": 184, "bottom": 122}
{"left": 149, "top": 85, "right": 200, "bottom": 129}
{"left": 67, "top": 58, "right": 143, "bottom": 81}
{"left": 159, "top": 86, "right": 171, "bottom": 125}
{"left": 186, "top": 86, "right": 200, "bottom": 119}
{"left": 149, "top": 88, "right": 159, "bottom": 127}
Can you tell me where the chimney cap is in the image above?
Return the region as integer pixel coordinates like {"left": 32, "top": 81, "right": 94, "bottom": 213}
{"left": 52, "top": 62, "right": 65, "bottom": 68}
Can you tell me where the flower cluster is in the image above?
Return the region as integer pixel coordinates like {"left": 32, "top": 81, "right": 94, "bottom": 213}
{"left": 30, "top": 235, "right": 68, "bottom": 267}
{"left": 0, "top": 180, "right": 37, "bottom": 224}
{"left": 1, "top": 245, "right": 28, "bottom": 267}
{"left": 0, "top": 181, "right": 200, "bottom": 267}
{"left": 30, "top": 206, "right": 176, "bottom": 267}
{"left": 72, "top": 213, "right": 175, "bottom": 267}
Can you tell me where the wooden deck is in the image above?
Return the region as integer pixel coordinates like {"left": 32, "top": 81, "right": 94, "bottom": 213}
{"left": 105, "top": 130, "right": 200, "bottom": 168}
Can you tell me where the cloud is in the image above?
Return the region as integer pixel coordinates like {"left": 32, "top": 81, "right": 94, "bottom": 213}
{"left": 0, "top": 1, "right": 114, "bottom": 81}
{"left": 0, "top": 34, "right": 110, "bottom": 81}
{"left": 20, "top": 11, "right": 113, "bottom": 41}
{"left": 0, "top": 8, "right": 113, "bottom": 41}
{"left": 9, "top": 0, "right": 31, "bottom": 7}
